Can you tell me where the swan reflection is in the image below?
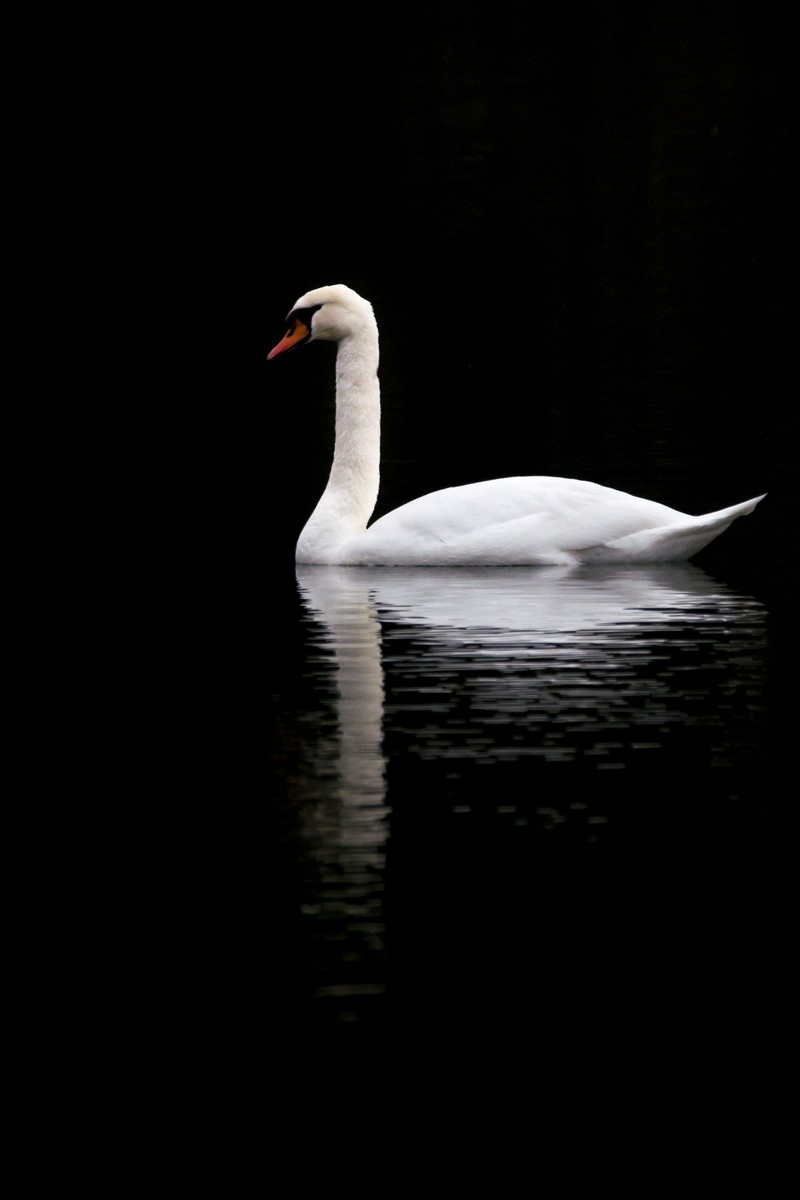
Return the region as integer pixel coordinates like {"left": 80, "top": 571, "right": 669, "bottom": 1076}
{"left": 294, "top": 564, "right": 766, "bottom": 1015}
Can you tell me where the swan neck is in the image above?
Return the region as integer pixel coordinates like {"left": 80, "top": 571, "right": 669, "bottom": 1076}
{"left": 331, "top": 332, "right": 379, "bottom": 476}
{"left": 296, "top": 325, "right": 380, "bottom": 563}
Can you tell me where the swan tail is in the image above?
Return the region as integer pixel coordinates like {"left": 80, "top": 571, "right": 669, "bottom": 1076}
{"left": 695, "top": 493, "right": 766, "bottom": 523}
{"left": 581, "top": 494, "right": 766, "bottom": 564}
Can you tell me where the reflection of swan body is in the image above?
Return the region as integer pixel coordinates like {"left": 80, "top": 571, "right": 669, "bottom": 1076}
{"left": 298, "top": 562, "right": 765, "bottom": 789}
{"left": 269, "top": 284, "right": 764, "bottom": 567}
{"left": 298, "top": 562, "right": 751, "bottom": 643}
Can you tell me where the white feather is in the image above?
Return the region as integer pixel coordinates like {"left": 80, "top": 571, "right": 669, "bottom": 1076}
{"left": 268, "top": 284, "right": 764, "bottom": 567}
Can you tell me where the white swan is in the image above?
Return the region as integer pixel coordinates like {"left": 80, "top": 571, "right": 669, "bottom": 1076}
{"left": 268, "top": 284, "right": 764, "bottom": 566}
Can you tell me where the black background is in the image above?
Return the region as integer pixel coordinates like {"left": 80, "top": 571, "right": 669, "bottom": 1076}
{"left": 43, "top": 3, "right": 795, "bottom": 562}
{"left": 10, "top": 2, "right": 798, "bottom": 1185}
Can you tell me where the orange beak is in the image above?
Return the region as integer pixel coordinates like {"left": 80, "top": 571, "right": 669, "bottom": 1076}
{"left": 267, "top": 314, "right": 313, "bottom": 360}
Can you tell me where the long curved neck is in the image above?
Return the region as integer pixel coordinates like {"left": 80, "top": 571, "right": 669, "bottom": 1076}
{"left": 296, "top": 326, "right": 381, "bottom": 563}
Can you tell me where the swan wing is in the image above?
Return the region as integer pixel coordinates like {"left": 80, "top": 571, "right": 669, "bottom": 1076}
{"left": 340, "top": 476, "right": 695, "bottom": 565}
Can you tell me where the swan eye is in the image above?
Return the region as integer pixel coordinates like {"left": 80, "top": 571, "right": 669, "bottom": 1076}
{"left": 292, "top": 303, "right": 323, "bottom": 325}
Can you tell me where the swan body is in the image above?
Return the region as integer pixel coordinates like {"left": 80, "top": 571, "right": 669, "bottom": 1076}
{"left": 268, "top": 284, "right": 764, "bottom": 566}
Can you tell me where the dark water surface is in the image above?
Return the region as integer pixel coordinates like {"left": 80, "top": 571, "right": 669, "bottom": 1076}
{"left": 281, "top": 565, "right": 792, "bottom": 1146}
{"left": 292, "top": 561, "right": 770, "bottom": 1005}
{"left": 10, "top": 2, "right": 797, "bottom": 1187}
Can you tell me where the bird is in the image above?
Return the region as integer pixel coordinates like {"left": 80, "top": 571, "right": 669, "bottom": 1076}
{"left": 268, "top": 284, "right": 764, "bottom": 566}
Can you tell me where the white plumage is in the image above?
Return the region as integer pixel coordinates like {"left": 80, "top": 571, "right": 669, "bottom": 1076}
{"left": 268, "top": 284, "right": 764, "bottom": 566}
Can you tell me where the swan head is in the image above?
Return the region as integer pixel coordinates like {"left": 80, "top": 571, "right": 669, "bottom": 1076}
{"left": 267, "top": 284, "right": 376, "bottom": 359}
